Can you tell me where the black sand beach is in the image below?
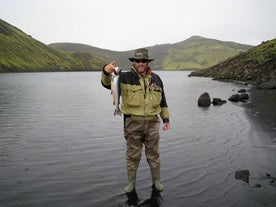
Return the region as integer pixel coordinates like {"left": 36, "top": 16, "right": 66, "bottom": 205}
{"left": 238, "top": 87, "right": 276, "bottom": 206}
{"left": 244, "top": 87, "right": 276, "bottom": 136}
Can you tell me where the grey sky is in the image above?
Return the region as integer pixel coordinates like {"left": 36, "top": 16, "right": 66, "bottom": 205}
{"left": 0, "top": 0, "right": 275, "bottom": 51}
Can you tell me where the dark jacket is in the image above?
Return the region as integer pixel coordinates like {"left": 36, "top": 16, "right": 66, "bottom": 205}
{"left": 101, "top": 66, "right": 169, "bottom": 123}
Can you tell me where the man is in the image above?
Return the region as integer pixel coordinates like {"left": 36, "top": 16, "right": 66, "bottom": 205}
{"left": 101, "top": 48, "right": 170, "bottom": 193}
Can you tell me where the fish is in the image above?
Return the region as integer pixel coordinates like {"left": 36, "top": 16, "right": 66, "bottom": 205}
{"left": 111, "top": 67, "right": 122, "bottom": 116}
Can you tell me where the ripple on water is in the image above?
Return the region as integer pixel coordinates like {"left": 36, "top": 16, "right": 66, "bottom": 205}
{"left": 1, "top": 72, "right": 275, "bottom": 207}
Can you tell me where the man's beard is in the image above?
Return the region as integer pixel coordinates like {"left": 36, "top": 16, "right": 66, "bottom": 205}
{"left": 136, "top": 65, "right": 147, "bottom": 75}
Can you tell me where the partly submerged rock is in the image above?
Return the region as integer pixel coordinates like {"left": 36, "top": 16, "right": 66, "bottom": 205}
{"left": 228, "top": 93, "right": 249, "bottom": 102}
{"left": 235, "top": 170, "right": 250, "bottom": 183}
{"left": 238, "top": 89, "right": 247, "bottom": 93}
{"left": 198, "top": 92, "right": 211, "bottom": 107}
{"left": 228, "top": 94, "right": 240, "bottom": 102}
{"left": 212, "top": 98, "right": 227, "bottom": 105}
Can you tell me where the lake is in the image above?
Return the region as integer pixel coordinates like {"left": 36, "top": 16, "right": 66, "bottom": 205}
{"left": 0, "top": 71, "right": 275, "bottom": 207}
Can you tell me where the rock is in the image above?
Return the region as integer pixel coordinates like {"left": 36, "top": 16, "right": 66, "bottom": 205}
{"left": 198, "top": 92, "right": 211, "bottom": 107}
{"left": 212, "top": 98, "right": 227, "bottom": 105}
{"left": 238, "top": 89, "right": 246, "bottom": 93}
{"left": 265, "top": 173, "right": 276, "bottom": 184}
{"left": 228, "top": 93, "right": 249, "bottom": 102}
{"left": 266, "top": 173, "right": 271, "bottom": 177}
{"left": 228, "top": 94, "right": 240, "bottom": 102}
{"left": 235, "top": 170, "right": 250, "bottom": 183}
{"left": 239, "top": 93, "right": 249, "bottom": 102}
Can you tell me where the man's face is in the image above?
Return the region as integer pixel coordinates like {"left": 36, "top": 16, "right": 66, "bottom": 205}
{"left": 133, "top": 59, "right": 149, "bottom": 74}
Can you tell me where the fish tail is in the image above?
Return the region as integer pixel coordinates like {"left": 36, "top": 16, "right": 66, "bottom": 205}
{"left": 114, "top": 108, "right": 122, "bottom": 116}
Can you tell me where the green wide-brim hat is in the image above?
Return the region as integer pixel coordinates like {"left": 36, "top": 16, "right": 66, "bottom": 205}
{"left": 128, "top": 48, "right": 154, "bottom": 62}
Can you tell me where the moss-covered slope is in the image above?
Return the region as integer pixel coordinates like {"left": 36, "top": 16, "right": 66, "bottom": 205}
{"left": 189, "top": 38, "right": 276, "bottom": 86}
{"left": 0, "top": 19, "right": 105, "bottom": 72}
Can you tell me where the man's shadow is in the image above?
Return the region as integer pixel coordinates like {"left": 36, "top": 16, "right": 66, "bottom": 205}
{"left": 126, "top": 186, "right": 162, "bottom": 207}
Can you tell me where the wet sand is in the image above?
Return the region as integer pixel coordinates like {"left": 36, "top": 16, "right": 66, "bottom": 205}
{"left": 237, "top": 87, "right": 276, "bottom": 207}
{"left": 243, "top": 87, "right": 276, "bottom": 136}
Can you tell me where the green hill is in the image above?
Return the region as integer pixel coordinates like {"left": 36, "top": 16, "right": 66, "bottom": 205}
{"left": 159, "top": 36, "right": 252, "bottom": 70}
{"left": 0, "top": 19, "right": 105, "bottom": 72}
{"left": 1, "top": 18, "right": 254, "bottom": 72}
{"left": 49, "top": 42, "right": 133, "bottom": 69}
{"left": 50, "top": 36, "right": 253, "bottom": 71}
{"left": 189, "top": 38, "right": 276, "bottom": 87}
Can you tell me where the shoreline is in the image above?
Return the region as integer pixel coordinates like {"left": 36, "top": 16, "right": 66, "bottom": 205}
{"left": 242, "top": 87, "right": 276, "bottom": 138}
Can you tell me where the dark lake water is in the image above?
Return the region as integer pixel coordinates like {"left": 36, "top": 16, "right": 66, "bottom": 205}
{"left": 0, "top": 71, "right": 275, "bottom": 207}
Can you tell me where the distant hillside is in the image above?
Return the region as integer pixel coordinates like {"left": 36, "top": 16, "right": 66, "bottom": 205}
{"left": 160, "top": 36, "right": 253, "bottom": 70}
{"left": 189, "top": 38, "right": 276, "bottom": 88}
{"left": 0, "top": 18, "right": 255, "bottom": 72}
{"left": 50, "top": 36, "right": 253, "bottom": 70}
{"left": 0, "top": 19, "right": 105, "bottom": 72}
{"left": 49, "top": 42, "right": 133, "bottom": 69}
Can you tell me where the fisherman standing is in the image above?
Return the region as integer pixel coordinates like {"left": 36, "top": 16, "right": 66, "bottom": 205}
{"left": 101, "top": 48, "right": 170, "bottom": 193}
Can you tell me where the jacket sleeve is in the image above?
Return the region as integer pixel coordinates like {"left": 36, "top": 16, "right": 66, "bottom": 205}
{"left": 160, "top": 107, "right": 169, "bottom": 123}
{"left": 101, "top": 65, "right": 112, "bottom": 90}
{"left": 159, "top": 77, "right": 170, "bottom": 123}
{"left": 160, "top": 96, "right": 170, "bottom": 123}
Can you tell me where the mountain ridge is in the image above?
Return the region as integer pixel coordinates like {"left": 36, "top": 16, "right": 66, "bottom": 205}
{"left": 50, "top": 36, "right": 253, "bottom": 70}
{"left": 0, "top": 18, "right": 260, "bottom": 72}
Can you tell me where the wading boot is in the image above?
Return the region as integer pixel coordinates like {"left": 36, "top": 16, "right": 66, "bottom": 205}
{"left": 124, "top": 170, "right": 136, "bottom": 193}
{"left": 150, "top": 167, "right": 164, "bottom": 192}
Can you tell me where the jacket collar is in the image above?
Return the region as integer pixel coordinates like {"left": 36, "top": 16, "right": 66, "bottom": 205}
{"left": 131, "top": 66, "right": 152, "bottom": 77}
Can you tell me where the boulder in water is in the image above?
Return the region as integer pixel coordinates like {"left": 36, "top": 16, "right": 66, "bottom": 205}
{"left": 212, "top": 98, "right": 227, "bottom": 105}
{"left": 198, "top": 92, "right": 211, "bottom": 107}
{"left": 235, "top": 170, "right": 250, "bottom": 183}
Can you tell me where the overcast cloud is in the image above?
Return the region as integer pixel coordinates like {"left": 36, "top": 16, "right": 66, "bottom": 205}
{"left": 0, "top": 0, "right": 275, "bottom": 51}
